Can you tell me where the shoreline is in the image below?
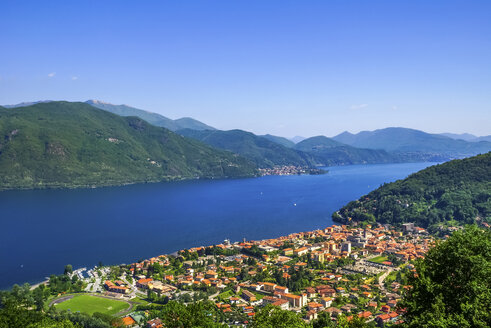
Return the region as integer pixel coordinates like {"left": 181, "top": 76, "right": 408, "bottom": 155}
{"left": 0, "top": 162, "right": 436, "bottom": 290}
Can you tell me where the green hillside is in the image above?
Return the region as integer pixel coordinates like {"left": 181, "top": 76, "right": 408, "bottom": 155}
{"left": 260, "top": 134, "right": 296, "bottom": 148}
{"left": 177, "top": 129, "right": 317, "bottom": 168}
{"left": 0, "top": 102, "right": 257, "bottom": 190}
{"left": 295, "top": 136, "right": 400, "bottom": 166}
{"left": 334, "top": 152, "right": 491, "bottom": 228}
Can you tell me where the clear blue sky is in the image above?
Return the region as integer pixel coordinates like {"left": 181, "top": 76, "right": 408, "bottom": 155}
{"left": 1, "top": 0, "right": 490, "bottom": 137}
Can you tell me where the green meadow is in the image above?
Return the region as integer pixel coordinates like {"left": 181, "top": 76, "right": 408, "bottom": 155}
{"left": 54, "top": 294, "right": 129, "bottom": 316}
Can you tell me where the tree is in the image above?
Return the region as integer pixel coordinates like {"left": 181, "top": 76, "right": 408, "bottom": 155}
{"left": 399, "top": 226, "right": 491, "bottom": 328}
{"left": 336, "top": 315, "right": 370, "bottom": 328}
{"left": 251, "top": 304, "right": 309, "bottom": 328}
{"left": 312, "top": 311, "right": 334, "bottom": 328}
{"left": 159, "top": 301, "right": 226, "bottom": 328}
{"left": 26, "top": 318, "right": 79, "bottom": 328}
{"left": 147, "top": 289, "right": 157, "bottom": 302}
{"left": 64, "top": 264, "right": 73, "bottom": 275}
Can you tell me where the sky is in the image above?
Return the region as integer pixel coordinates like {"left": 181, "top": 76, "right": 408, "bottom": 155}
{"left": 1, "top": 0, "right": 490, "bottom": 138}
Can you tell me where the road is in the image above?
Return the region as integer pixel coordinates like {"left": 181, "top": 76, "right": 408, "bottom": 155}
{"left": 208, "top": 291, "right": 220, "bottom": 301}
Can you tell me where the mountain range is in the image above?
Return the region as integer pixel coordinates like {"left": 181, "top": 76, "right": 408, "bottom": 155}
{"left": 176, "top": 129, "right": 408, "bottom": 168}
{"left": 332, "top": 127, "right": 491, "bottom": 156}
{"left": 83, "top": 102, "right": 491, "bottom": 159}
{"left": 4, "top": 100, "right": 216, "bottom": 132}
{"left": 85, "top": 100, "right": 216, "bottom": 131}
{"left": 439, "top": 132, "right": 491, "bottom": 143}
{"left": 0, "top": 102, "right": 256, "bottom": 190}
{"left": 294, "top": 136, "right": 400, "bottom": 166}
{"left": 1, "top": 100, "right": 490, "bottom": 190}
{"left": 177, "top": 129, "right": 317, "bottom": 168}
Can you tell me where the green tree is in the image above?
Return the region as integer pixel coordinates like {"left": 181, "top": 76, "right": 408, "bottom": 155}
{"left": 399, "top": 226, "right": 491, "bottom": 328}
{"left": 336, "top": 315, "right": 370, "bottom": 328}
{"left": 64, "top": 264, "right": 73, "bottom": 275}
{"left": 251, "top": 304, "right": 310, "bottom": 328}
{"left": 312, "top": 311, "right": 334, "bottom": 328}
{"left": 159, "top": 301, "right": 226, "bottom": 328}
{"left": 26, "top": 318, "right": 79, "bottom": 328}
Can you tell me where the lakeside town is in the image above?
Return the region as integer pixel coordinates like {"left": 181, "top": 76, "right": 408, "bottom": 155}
{"left": 51, "top": 221, "right": 451, "bottom": 327}
{"left": 258, "top": 166, "right": 327, "bottom": 176}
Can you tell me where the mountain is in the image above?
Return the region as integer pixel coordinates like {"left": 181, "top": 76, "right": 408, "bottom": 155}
{"left": 0, "top": 102, "right": 256, "bottom": 190}
{"left": 177, "top": 129, "right": 317, "bottom": 168}
{"left": 290, "top": 136, "right": 306, "bottom": 143}
{"left": 334, "top": 152, "right": 491, "bottom": 228}
{"left": 174, "top": 117, "right": 216, "bottom": 131}
{"left": 295, "top": 136, "right": 400, "bottom": 166}
{"left": 473, "top": 135, "right": 491, "bottom": 143}
{"left": 439, "top": 132, "right": 477, "bottom": 141}
{"left": 85, "top": 100, "right": 216, "bottom": 131}
{"left": 294, "top": 136, "right": 345, "bottom": 150}
{"left": 332, "top": 127, "right": 491, "bottom": 157}
{"left": 3, "top": 100, "right": 54, "bottom": 108}
{"left": 331, "top": 131, "right": 357, "bottom": 145}
{"left": 439, "top": 133, "right": 491, "bottom": 143}
{"left": 260, "top": 134, "right": 296, "bottom": 148}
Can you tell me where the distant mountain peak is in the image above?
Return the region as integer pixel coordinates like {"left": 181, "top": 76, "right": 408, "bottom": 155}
{"left": 290, "top": 136, "right": 306, "bottom": 143}
{"left": 332, "top": 127, "right": 491, "bottom": 154}
{"left": 86, "top": 99, "right": 112, "bottom": 105}
{"left": 260, "top": 134, "right": 296, "bottom": 148}
{"left": 439, "top": 132, "right": 478, "bottom": 142}
{"left": 86, "top": 100, "right": 215, "bottom": 131}
{"left": 295, "top": 135, "right": 345, "bottom": 150}
{"left": 3, "top": 100, "right": 54, "bottom": 108}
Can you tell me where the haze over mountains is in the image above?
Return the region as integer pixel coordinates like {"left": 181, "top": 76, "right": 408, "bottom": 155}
{"left": 177, "top": 129, "right": 317, "bottom": 168}
{"left": 332, "top": 128, "right": 491, "bottom": 156}
{"left": 2, "top": 100, "right": 490, "bottom": 185}
{"left": 86, "top": 100, "right": 216, "bottom": 132}
{"left": 439, "top": 132, "right": 491, "bottom": 143}
{"left": 294, "top": 136, "right": 399, "bottom": 166}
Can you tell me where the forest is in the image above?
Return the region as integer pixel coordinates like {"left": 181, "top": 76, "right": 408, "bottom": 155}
{"left": 334, "top": 152, "right": 490, "bottom": 229}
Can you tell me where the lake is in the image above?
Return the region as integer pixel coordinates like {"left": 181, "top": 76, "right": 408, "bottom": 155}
{"left": 0, "top": 162, "right": 436, "bottom": 289}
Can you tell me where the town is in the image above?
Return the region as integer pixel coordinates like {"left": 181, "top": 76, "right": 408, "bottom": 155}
{"left": 258, "top": 166, "right": 327, "bottom": 176}
{"left": 70, "top": 222, "right": 440, "bottom": 327}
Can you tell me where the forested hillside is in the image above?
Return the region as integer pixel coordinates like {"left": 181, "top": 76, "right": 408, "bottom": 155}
{"left": 295, "top": 136, "right": 399, "bottom": 166}
{"left": 334, "top": 152, "right": 491, "bottom": 228}
{"left": 177, "top": 128, "right": 317, "bottom": 168}
{"left": 0, "top": 102, "right": 256, "bottom": 190}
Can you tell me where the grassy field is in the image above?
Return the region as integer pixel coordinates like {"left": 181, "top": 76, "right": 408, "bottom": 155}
{"left": 251, "top": 291, "right": 265, "bottom": 300}
{"left": 369, "top": 255, "right": 389, "bottom": 264}
{"left": 54, "top": 294, "right": 130, "bottom": 316}
{"left": 130, "top": 296, "right": 150, "bottom": 305}
{"left": 217, "top": 290, "right": 234, "bottom": 301}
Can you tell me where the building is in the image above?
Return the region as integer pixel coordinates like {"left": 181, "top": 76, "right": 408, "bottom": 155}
{"left": 104, "top": 281, "right": 129, "bottom": 294}
{"left": 136, "top": 278, "right": 153, "bottom": 289}
{"left": 402, "top": 223, "right": 415, "bottom": 233}
{"left": 283, "top": 248, "right": 294, "bottom": 256}
{"left": 341, "top": 242, "right": 351, "bottom": 254}
{"left": 294, "top": 247, "right": 309, "bottom": 256}
{"left": 262, "top": 282, "right": 277, "bottom": 292}
{"left": 280, "top": 293, "right": 307, "bottom": 308}
{"left": 146, "top": 318, "right": 163, "bottom": 328}
{"left": 242, "top": 290, "right": 257, "bottom": 302}
{"left": 321, "top": 297, "right": 333, "bottom": 308}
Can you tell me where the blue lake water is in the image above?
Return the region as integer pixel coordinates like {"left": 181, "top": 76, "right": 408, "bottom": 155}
{"left": 0, "top": 162, "right": 436, "bottom": 289}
